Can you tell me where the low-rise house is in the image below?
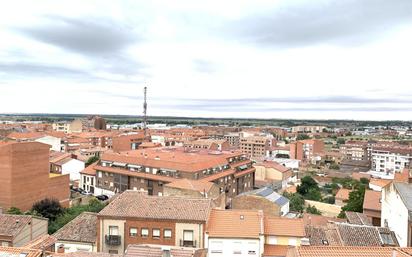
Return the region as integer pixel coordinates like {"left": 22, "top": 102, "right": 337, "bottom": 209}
{"left": 232, "top": 187, "right": 289, "bottom": 217}
{"left": 0, "top": 214, "right": 48, "bottom": 247}
{"left": 264, "top": 216, "right": 306, "bottom": 247}
{"left": 79, "top": 162, "right": 98, "bottom": 195}
{"left": 205, "top": 209, "right": 264, "bottom": 257}
{"left": 335, "top": 188, "right": 351, "bottom": 207}
{"left": 97, "top": 191, "right": 212, "bottom": 254}
{"left": 255, "top": 161, "right": 293, "bottom": 190}
{"left": 125, "top": 244, "right": 207, "bottom": 257}
{"left": 363, "top": 190, "right": 382, "bottom": 226}
{"left": 305, "top": 222, "right": 398, "bottom": 247}
{"left": 35, "top": 135, "right": 64, "bottom": 152}
{"left": 53, "top": 212, "right": 97, "bottom": 252}
{"left": 50, "top": 152, "right": 85, "bottom": 181}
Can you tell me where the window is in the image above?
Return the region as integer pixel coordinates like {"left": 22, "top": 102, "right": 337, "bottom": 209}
{"left": 183, "top": 230, "right": 194, "bottom": 246}
{"left": 129, "top": 228, "right": 138, "bottom": 237}
{"left": 141, "top": 228, "right": 149, "bottom": 237}
{"left": 152, "top": 228, "right": 160, "bottom": 239}
{"left": 109, "top": 226, "right": 119, "bottom": 235}
{"left": 108, "top": 250, "right": 118, "bottom": 254}
{"left": 1, "top": 242, "right": 9, "bottom": 247}
{"left": 164, "top": 229, "right": 172, "bottom": 239}
{"left": 233, "top": 242, "right": 242, "bottom": 254}
{"left": 210, "top": 241, "right": 223, "bottom": 254}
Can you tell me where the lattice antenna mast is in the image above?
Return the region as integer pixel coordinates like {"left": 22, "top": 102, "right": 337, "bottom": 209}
{"left": 143, "top": 86, "right": 148, "bottom": 137}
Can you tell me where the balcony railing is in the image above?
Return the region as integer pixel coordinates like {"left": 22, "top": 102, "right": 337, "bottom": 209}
{"left": 105, "top": 235, "right": 121, "bottom": 246}
{"left": 179, "top": 239, "right": 197, "bottom": 248}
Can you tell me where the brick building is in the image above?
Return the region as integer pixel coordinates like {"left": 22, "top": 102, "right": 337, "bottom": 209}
{"left": 94, "top": 147, "right": 255, "bottom": 206}
{"left": 0, "top": 142, "right": 70, "bottom": 211}
{"left": 112, "top": 133, "right": 145, "bottom": 152}
{"left": 290, "top": 139, "right": 325, "bottom": 163}
{"left": 239, "top": 136, "right": 270, "bottom": 159}
{"left": 97, "top": 191, "right": 212, "bottom": 254}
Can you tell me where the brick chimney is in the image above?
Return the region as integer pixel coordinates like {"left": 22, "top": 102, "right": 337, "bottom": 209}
{"left": 57, "top": 244, "right": 65, "bottom": 253}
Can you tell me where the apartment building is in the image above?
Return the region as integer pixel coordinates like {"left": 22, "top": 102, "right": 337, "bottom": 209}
{"left": 93, "top": 147, "right": 255, "bottom": 206}
{"left": 97, "top": 191, "right": 212, "bottom": 253}
{"left": 239, "top": 136, "right": 270, "bottom": 159}
{"left": 0, "top": 214, "right": 48, "bottom": 247}
{"left": 223, "top": 132, "right": 241, "bottom": 148}
{"left": 79, "top": 162, "right": 98, "bottom": 194}
{"left": 0, "top": 142, "right": 70, "bottom": 211}
{"left": 290, "top": 139, "right": 324, "bottom": 163}
{"left": 183, "top": 139, "right": 230, "bottom": 151}
{"left": 371, "top": 146, "right": 412, "bottom": 176}
{"left": 340, "top": 141, "right": 368, "bottom": 161}
{"left": 291, "top": 126, "right": 326, "bottom": 133}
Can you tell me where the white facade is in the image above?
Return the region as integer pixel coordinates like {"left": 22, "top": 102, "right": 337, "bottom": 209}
{"left": 35, "top": 136, "right": 63, "bottom": 152}
{"left": 381, "top": 183, "right": 410, "bottom": 247}
{"left": 371, "top": 150, "right": 411, "bottom": 176}
{"left": 55, "top": 241, "right": 96, "bottom": 253}
{"left": 205, "top": 237, "right": 263, "bottom": 257}
{"left": 62, "top": 159, "right": 85, "bottom": 181}
{"left": 80, "top": 174, "right": 96, "bottom": 194}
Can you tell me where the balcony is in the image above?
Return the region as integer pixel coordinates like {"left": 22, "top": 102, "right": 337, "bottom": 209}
{"left": 105, "top": 235, "right": 121, "bottom": 246}
{"left": 179, "top": 239, "right": 197, "bottom": 248}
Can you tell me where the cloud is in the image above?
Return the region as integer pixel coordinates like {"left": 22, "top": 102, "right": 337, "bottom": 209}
{"left": 16, "top": 15, "right": 139, "bottom": 55}
{"left": 225, "top": 0, "right": 412, "bottom": 47}
{"left": 192, "top": 59, "right": 218, "bottom": 74}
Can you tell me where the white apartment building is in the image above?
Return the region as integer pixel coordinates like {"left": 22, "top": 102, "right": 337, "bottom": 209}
{"left": 371, "top": 147, "right": 412, "bottom": 176}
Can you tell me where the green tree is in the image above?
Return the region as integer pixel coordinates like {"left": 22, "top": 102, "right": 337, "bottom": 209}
{"left": 338, "top": 186, "right": 366, "bottom": 218}
{"left": 85, "top": 156, "right": 100, "bottom": 167}
{"left": 297, "top": 134, "right": 310, "bottom": 140}
{"left": 297, "top": 176, "right": 319, "bottom": 195}
{"left": 31, "top": 198, "right": 64, "bottom": 221}
{"left": 283, "top": 192, "right": 305, "bottom": 213}
{"left": 337, "top": 138, "right": 346, "bottom": 145}
{"left": 306, "top": 205, "right": 322, "bottom": 215}
{"left": 306, "top": 187, "right": 322, "bottom": 201}
{"left": 6, "top": 207, "right": 23, "bottom": 215}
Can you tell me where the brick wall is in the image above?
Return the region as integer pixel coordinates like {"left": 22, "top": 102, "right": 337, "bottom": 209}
{"left": 47, "top": 174, "right": 70, "bottom": 208}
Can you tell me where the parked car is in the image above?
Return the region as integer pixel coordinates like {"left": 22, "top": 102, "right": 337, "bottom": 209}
{"left": 96, "top": 195, "right": 109, "bottom": 201}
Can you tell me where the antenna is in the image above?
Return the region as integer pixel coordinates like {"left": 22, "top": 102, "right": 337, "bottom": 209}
{"left": 143, "top": 86, "right": 148, "bottom": 138}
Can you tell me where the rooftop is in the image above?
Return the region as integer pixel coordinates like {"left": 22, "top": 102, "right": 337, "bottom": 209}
{"left": 363, "top": 190, "right": 381, "bottom": 212}
{"left": 53, "top": 212, "right": 97, "bottom": 244}
{"left": 345, "top": 211, "right": 373, "bottom": 226}
{"left": 239, "top": 187, "right": 289, "bottom": 206}
{"left": 206, "top": 209, "right": 263, "bottom": 239}
{"left": 125, "top": 244, "right": 207, "bottom": 257}
{"left": 287, "top": 246, "right": 412, "bottom": 257}
{"left": 164, "top": 178, "right": 214, "bottom": 193}
{"left": 264, "top": 216, "right": 306, "bottom": 237}
{"left": 0, "top": 215, "right": 34, "bottom": 237}
{"left": 98, "top": 191, "right": 212, "bottom": 222}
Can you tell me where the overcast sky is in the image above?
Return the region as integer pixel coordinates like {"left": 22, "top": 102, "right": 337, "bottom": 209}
{"left": 1, "top": 0, "right": 412, "bottom": 120}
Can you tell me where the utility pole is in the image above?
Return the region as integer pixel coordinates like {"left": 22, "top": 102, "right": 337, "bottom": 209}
{"left": 143, "top": 86, "right": 148, "bottom": 138}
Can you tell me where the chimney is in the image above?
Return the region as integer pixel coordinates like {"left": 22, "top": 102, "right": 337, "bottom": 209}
{"left": 57, "top": 245, "right": 65, "bottom": 253}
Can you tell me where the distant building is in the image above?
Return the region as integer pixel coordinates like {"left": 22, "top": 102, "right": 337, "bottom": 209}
{"left": 371, "top": 146, "right": 412, "bottom": 176}
{"left": 290, "top": 139, "right": 324, "bottom": 163}
{"left": 291, "top": 126, "right": 326, "bottom": 133}
{"left": 49, "top": 152, "right": 85, "bottom": 181}
{"left": 112, "top": 133, "right": 145, "bottom": 152}
{"left": 240, "top": 136, "right": 270, "bottom": 159}
{"left": 183, "top": 139, "right": 230, "bottom": 151}
{"left": 223, "top": 132, "right": 241, "bottom": 148}
{"left": 254, "top": 161, "right": 293, "bottom": 190}
{"left": 0, "top": 142, "right": 70, "bottom": 211}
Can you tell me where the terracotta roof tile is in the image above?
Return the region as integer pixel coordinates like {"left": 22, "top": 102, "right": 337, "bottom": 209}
{"left": 264, "top": 216, "right": 306, "bottom": 237}
{"left": 53, "top": 212, "right": 97, "bottom": 243}
{"left": 80, "top": 162, "right": 98, "bottom": 176}
{"left": 369, "top": 179, "right": 392, "bottom": 188}
{"left": 345, "top": 211, "right": 372, "bottom": 226}
{"left": 289, "top": 246, "right": 412, "bottom": 257}
{"left": 206, "top": 209, "right": 263, "bottom": 238}
{"left": 98, "top": 191, "right": 212, "bottom": 222}
{"left": 335, "top": 189, "right": 351, "bottom": 201}
{"left": 165, "top": 179, "right": 214, "bottom": 193}
{"left": 255, "top": 161, "right": 290, "bottom": 173}
{"left": 264, "top": 245, "right": 291, "bottom": 257}
{"left": 363, "top": 190, "right": 381, "bottom": 212}
{"left": 0, "top": 214, "right": 33, "bottom": 237}
{"left": 23, "top": 234, "right": 57, "bottom": 250}
{"left": 125, "top": 244, "right": 207, "bottom": 257}
{"left": 0, "top": 247, "right": 43, "bottom": 257}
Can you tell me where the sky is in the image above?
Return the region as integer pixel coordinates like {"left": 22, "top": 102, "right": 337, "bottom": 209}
{"left": 1, "top": 0, "right": 412, "bottom": 120}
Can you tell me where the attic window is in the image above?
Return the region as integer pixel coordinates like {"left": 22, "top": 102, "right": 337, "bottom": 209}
{"left": 321, "top": 239, "right": 329, "bottom": 245}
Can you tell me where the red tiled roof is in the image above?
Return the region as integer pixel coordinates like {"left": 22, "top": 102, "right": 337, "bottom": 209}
{"left": 255, "top": 161, "right": 290, "bottom": 173}
{"left": 335, "top": 188, "right": 351, "bottom": 201}
{"left": 165, "top": 179, "right": 214, "bottom": 193}
{"left": 264, "top": 216, "right": 306, "bottom": 237}
{"left": 206, "top": 209, "right": 263, "bottom": 238}
{"left": 95, "top": 165, "right": 177, "bottom": 183}
{"left": 363, "top": 190, "right": 381, "bottom": 211}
